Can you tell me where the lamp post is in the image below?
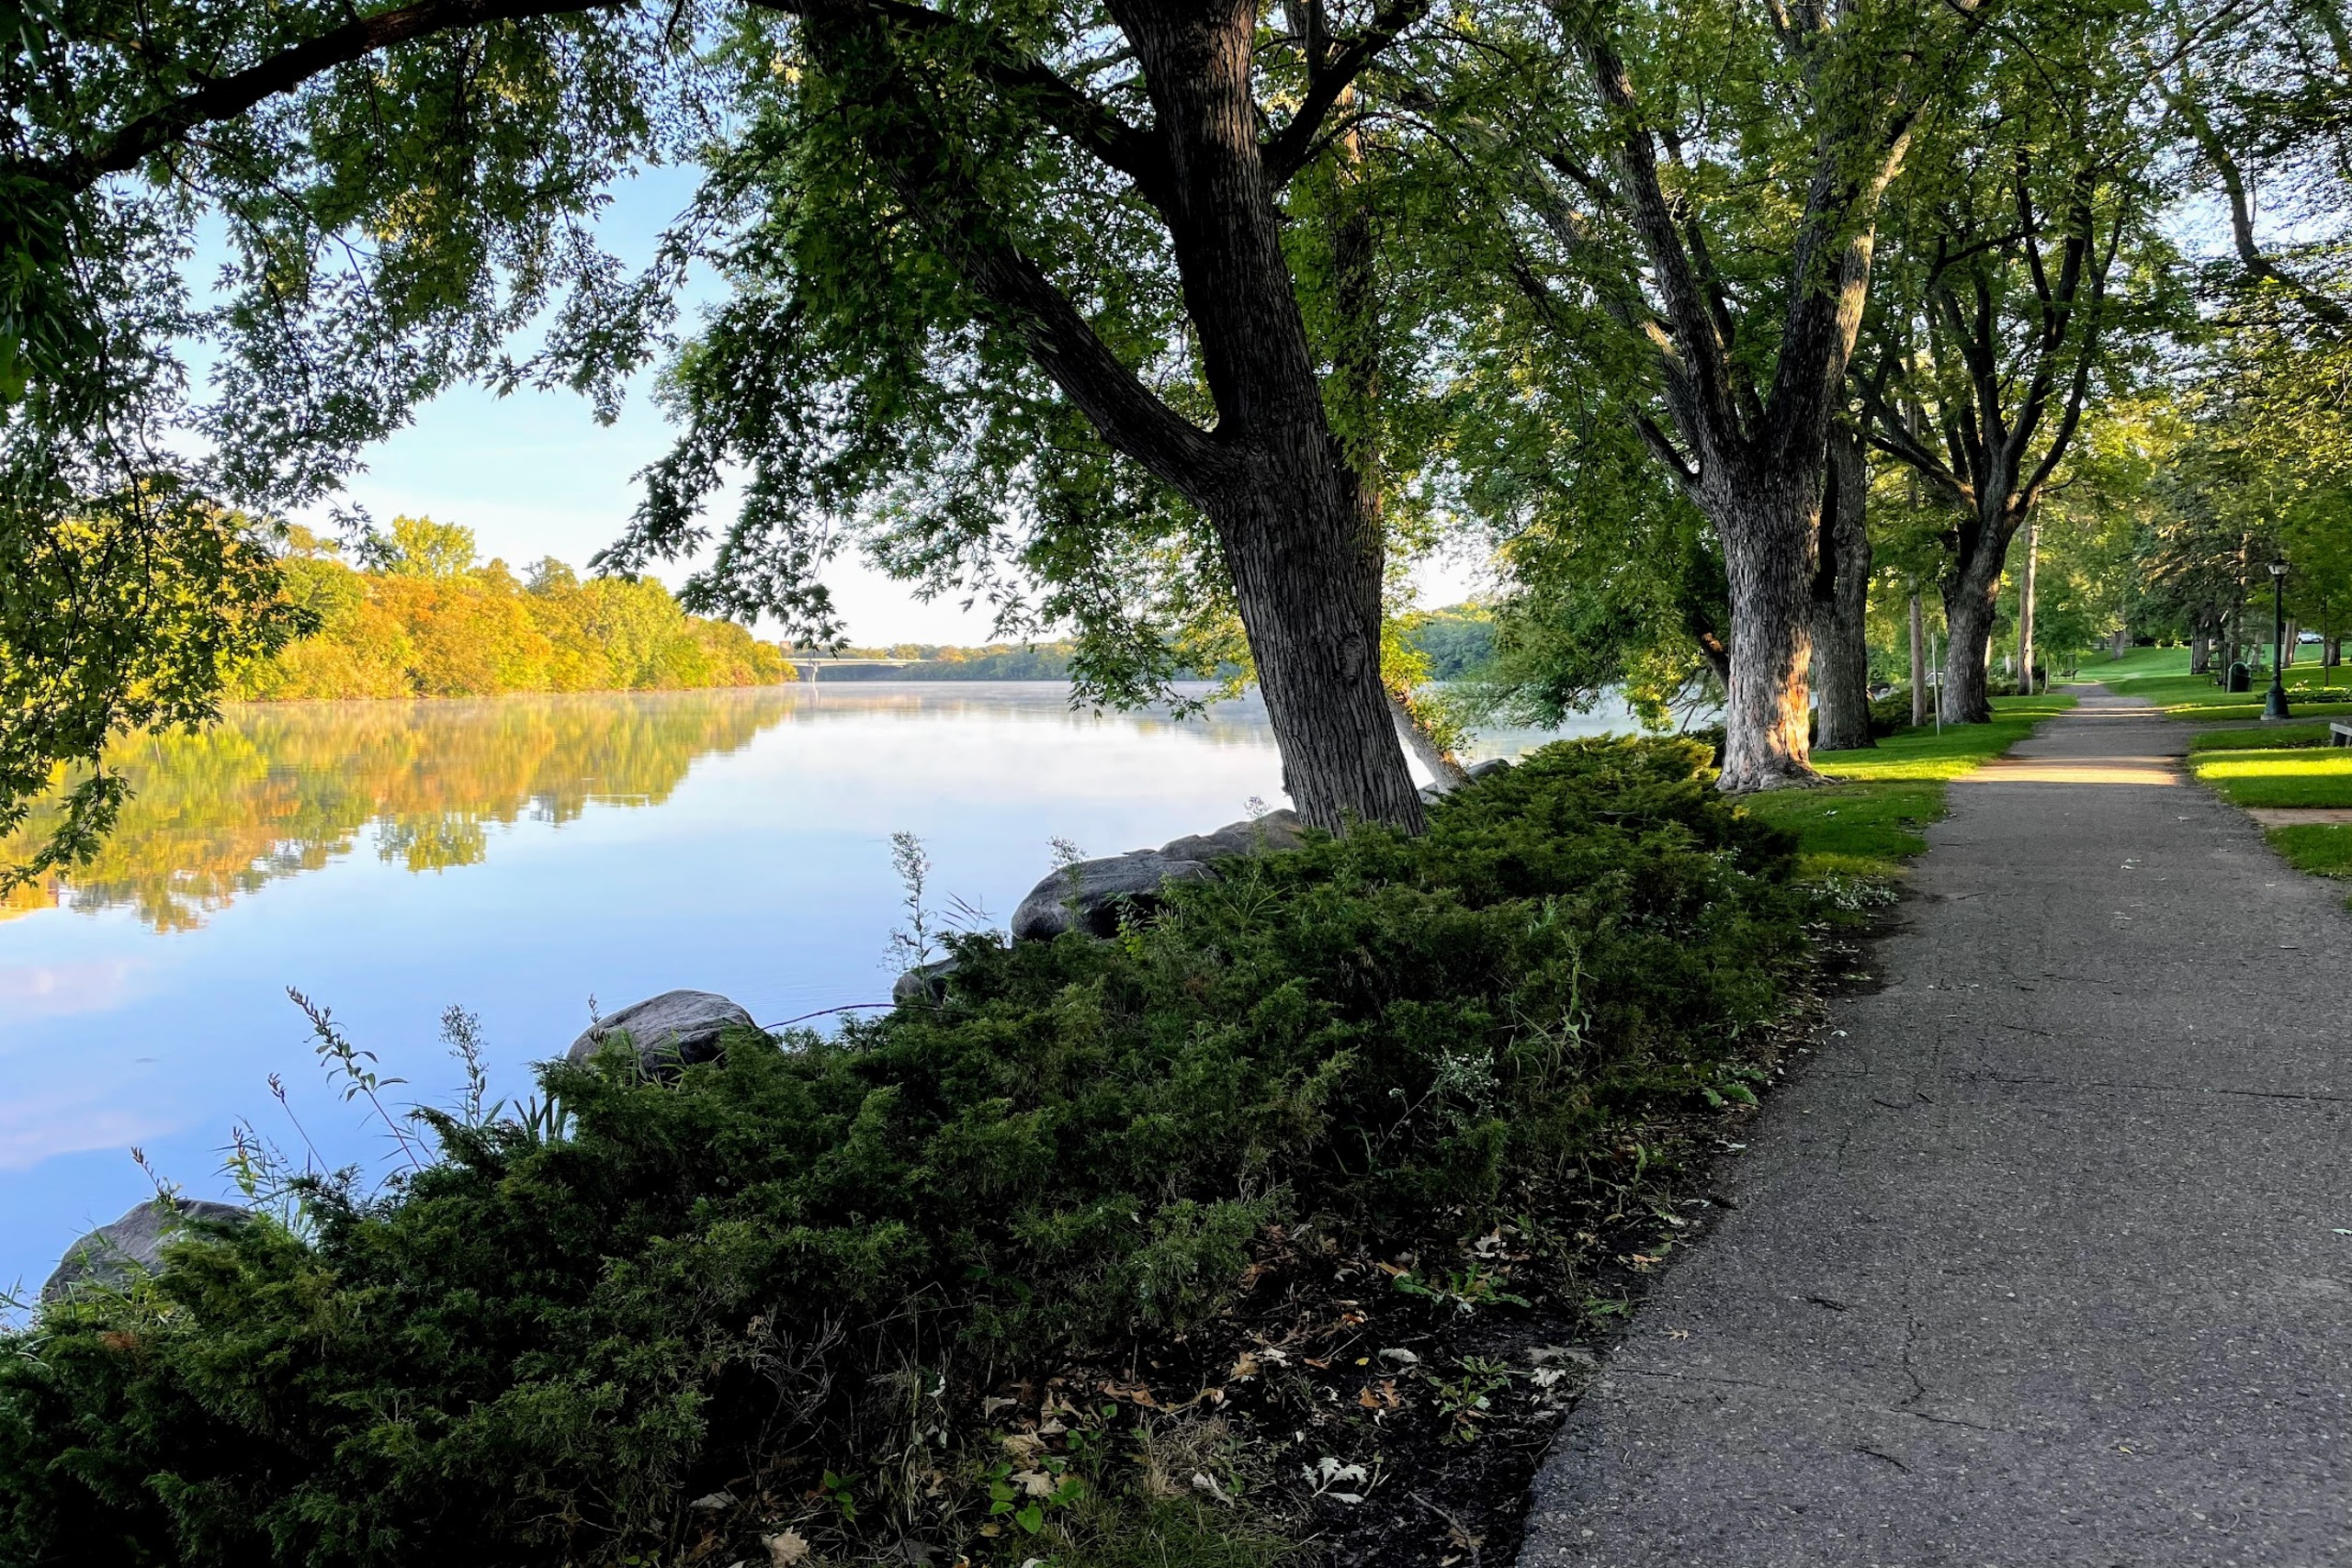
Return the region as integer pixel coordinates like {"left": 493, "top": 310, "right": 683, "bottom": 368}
{"left": 2265, "top": 558, "right": 2292, "bottom": 721}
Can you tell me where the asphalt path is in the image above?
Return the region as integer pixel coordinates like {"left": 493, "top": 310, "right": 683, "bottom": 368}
{"left": 1518, "top": 689, "right": 2352, "bottom": 1567}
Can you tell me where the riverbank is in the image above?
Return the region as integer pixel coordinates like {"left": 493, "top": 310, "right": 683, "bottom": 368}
{"left": 2, "top": 695, "right": 2091, "bottom": 1567}
{"left": 4, "top": 737, "right": 1810, "bottom": 1568}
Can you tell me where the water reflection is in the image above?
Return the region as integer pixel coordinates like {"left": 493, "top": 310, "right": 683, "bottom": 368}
{"left": 4, "top": 691, "right": 803, "bottom": 930}
{"left": 3, "top": 683, "right": 1638, "bottom": 932}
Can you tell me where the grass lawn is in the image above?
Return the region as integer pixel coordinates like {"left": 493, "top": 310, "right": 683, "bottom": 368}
{"left": 2188, "top": 747, "right": 2352, "bottom": 808}
{"left": 2187, "top": 722, "right": 2338, "bottom": 750}
{"left": 1737, "top": 694, "right": 2077, "bottom": 878}
{"left": 2265, "top": 823, "right": 2352, "bottom": 879}
{"left": 2089, "top": 645, "right": 2352, "bottom": 719}
{"left": 2187, "top": 722, "right": 2352, "bottom": 889}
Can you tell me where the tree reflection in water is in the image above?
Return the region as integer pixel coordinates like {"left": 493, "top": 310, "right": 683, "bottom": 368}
{"left": 0, "top": 684, "right": 1280, "bottom": 932}
{"left": 1, "top": 691, "right": 801, "bottom": 931}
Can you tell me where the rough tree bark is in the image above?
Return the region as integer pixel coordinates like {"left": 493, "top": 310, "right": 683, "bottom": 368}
{"left": 1910, "top": 591, "right": 1928, "bottom": 725}
{"left": 2016, "top": 513, "right": 2038, "bottom": 694}
{"left": 1538, "top": 24, "right": 1918, "bottom": 790}
{"left": 2189, "top": 623, "right": 2211, "bottom": 675}
{"left": 1302, "top": 46, "right": 1471, "bottom": 795}
{"left": 1811, "top": 423, "right": 1876, "bottom": 750}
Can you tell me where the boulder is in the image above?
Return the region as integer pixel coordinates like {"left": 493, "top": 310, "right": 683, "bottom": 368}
{"left": 1012, "top": 852, "right": 1217, "bottom": 942}
{"left": 1466, "top": 757, "right": 1513, "bottom": 781}
{"left": 42, "top": 1197, "right": 249, "bottom": 1303}
{"left": 568, "top": 989, "right": 758, "bottom": 1074}
{"left": 892, "top": 958, "right": 958, "bottom": 1008}
{"left": 1159, "top": 808, "right": 1307, "bottom": 863}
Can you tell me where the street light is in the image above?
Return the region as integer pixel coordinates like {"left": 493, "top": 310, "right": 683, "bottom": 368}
{"left": 2266, "top": 558, "right": 2292, "bottom": 721}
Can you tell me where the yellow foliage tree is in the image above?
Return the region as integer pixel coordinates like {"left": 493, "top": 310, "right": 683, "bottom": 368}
{"left": 226, "top": 523, "right": 793, "bottom": 700}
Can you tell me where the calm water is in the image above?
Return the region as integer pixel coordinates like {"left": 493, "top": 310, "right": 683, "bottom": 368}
{"left": 0, "top": 682, "right": 1637, "bottom": 1297}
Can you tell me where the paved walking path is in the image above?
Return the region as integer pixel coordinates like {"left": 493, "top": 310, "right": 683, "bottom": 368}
{"left": 1520, "top": 690, "right": 2352, "bottom": 1567}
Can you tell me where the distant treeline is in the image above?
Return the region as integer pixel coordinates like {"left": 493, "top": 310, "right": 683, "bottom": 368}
{"left": 808, "top": 641, "right": 1082, "bottom": 680}
{"left": 232, "top": 519, "right": 794, "bottom": 701}
{"left": 813, "top": 608, "right": 1494, "bottom": 682}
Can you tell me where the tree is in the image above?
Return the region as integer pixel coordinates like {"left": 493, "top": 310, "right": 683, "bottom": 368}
{"left": 1464, "top": 0, "right": 1995, "bottom": 787}
{"left": 1810, "top": 420, "right": 1875, "bottom": 750}
{"left": 379, "top": 514, "right": 481, "bottom": 579}
{"left": 4, "top": 0, "right": 1474, "bottom": 844}
{"left": 1855, "top": 4, "right": 2177, "bottom": 721}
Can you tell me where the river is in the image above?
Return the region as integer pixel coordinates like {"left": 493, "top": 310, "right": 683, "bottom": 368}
{"left": 0, "top": 682, "right": 1643, "bottom": 1299}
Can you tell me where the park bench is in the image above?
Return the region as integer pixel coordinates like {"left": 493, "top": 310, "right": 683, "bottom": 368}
{"left": 2331, "top": 722, "right": 2352, "bottom": 747}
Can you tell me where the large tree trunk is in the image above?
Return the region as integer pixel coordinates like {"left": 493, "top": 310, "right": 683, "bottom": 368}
{"left": 2189, "top": 624, "right": 2211, "bottom": 675}
{"left": 1811, "top": 425, "right": 1875, "bottom": 750}
{"left": 1909, "top": 592, "right": 1928, "bottom": 725}
{"left": 1214, "top": 475, "right": 1422, "bottom": 830}
{"left": 823, "top": 0, "right": 1425, "bottom": 834}
{"left": 1136, "top": 2, "right": 1419, "bottom": 833}
{"left": 1716, "top": 474, "right": 1823, "bottom": 789}
{"left": 1941, "top": 553, "right": 2003, "bottom": 723}
{"left": 2016, "top": 514, "right": 2038, "bottom": 694}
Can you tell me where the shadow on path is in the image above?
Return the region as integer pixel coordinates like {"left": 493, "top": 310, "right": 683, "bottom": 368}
{"left": 1519, "top": 688, "right": 2352, "bottom": 1566}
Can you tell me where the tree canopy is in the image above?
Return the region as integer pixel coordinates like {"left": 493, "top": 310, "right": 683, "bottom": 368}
{"left": 5, "top": 0, "right": 2352, "bottom": 864}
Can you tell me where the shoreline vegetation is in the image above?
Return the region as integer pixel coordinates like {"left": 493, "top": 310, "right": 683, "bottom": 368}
{"left": 233, "top": 520, "right": 797, "bottom": 700}
{"left": 1, "top": 699, "right": 2067, "bottom": 1568}
{"left": 232, "top": 520, "right": 1501, "bottom": 700}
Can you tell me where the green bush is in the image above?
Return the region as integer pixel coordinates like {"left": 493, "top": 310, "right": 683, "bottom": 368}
{"left": 0, "top": 738, "right": 1804, "bottom": 1568}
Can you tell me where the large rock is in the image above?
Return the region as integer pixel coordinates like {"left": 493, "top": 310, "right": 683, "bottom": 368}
{"left": 892, "top": 958, "right": 958, "bottom": 1009}
{"left": 567, "top": 989, "right": 758, "bottom": 1073}
{"left": 42, "top": 1198, "right": 249, "bottom": 1303}
{"left": 1466, "top": 757, "right": 1513, "bottom": 781}
{"left": 1012, "top": 852, "right": 1217, "bottom": 942}
{"left": 1159, "top": 808, "right": 1307, "bottom": 863}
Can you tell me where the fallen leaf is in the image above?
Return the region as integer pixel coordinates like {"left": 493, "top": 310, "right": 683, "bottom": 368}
{"left": 762, "top": 1529, "right": 811, "bottom": 1567}
{"left": 1100, "top": 1380, "right": 1159, "bottom": 1407}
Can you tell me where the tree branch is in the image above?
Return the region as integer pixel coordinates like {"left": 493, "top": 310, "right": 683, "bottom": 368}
{"left": 25, "top": 0, "right": 627, "bottom": 193}
{"left": 829, "top": 0, "right": 1173, "bottom": 205}
{"left": 1261, "top": 0, "right": 1432, "bottom": 185}
{"left": 2165, "top": 78, "right": 2349, "bottom": 329}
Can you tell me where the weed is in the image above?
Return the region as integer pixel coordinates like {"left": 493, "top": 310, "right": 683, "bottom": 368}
{"left": 1428, "top": 1357, "right": 1513, "bottom": 1444}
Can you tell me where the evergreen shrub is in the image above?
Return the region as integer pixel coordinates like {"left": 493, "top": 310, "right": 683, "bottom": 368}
{"left": 0, "top": 737, "right": 1804, "bottom": 1568}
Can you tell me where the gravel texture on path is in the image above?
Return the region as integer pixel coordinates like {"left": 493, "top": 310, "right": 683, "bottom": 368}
{"left": 1519, "top": 689, "right": 2352, "bottom": 1567}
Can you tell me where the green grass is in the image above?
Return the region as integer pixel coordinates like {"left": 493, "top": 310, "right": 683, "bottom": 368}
{"left": 2264, "top": 823, "right": 2352, "bottom": 880}
{"left": 2190, "top": 746, "right": 2352, "bottom": 807}
{"left": 1737, "top": 694, "right": 2077, "bottom": 878}
{"left": 2088, "top": 645, "right": 2352, "bottom": 719}
{"left": 2188, "top": 722, "right": 2340, "bottom": 751}
{"left": 2073, "top": 644, "right": 2196, "bottom": 679}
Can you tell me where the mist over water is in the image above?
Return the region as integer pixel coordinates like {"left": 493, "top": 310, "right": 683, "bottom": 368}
{"left": 0, "top": 682, "right": 1638, "bottom": 1299}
